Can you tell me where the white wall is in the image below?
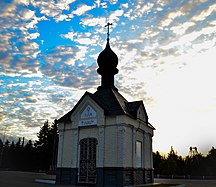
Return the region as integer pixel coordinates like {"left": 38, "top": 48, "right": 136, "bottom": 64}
{"left": 57, "top": 95, "right": 154, "bottom": 170}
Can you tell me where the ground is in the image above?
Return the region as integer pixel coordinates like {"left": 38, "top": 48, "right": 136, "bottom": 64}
{"left": 155, "top": 178, "right": 216, "bottom": 187}
{"left": 0, "top": 171, "right": 55, "bottom": 187}
{"left": 1, "top": 171, "right": 216, "bottom": 187}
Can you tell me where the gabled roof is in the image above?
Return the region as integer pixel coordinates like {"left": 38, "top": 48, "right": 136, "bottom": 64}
{"left": 56, "top": 88, "right": 149, "bottom": 125}
{"left": 56, "top": 91, "right": 100, "bottom": 123}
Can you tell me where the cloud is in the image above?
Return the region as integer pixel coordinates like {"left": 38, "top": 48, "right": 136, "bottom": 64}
{"left": 41, "top": 45, "right": 78, "bottom": 67}
{"left": 22, "top": 9, "right": 35, "bottom": 20}
{"left": 81, "top": 17, "right": 106, "bottom": 27}
{"left": 23, "top": 0, "right": 74, "bottom": 22}
{"left": 27, "top": 32, "right": 40, "bottom": 40}
{"left": 60, "top": 31, "right": 77, "bottom": 40}
{"left": 121, "top": 3, "right": 128, "bottom": 9}
{"left": 15, "top": 0, "right": 30, "bottom": 6}
{"left": 74, "top": 37, "right": 95, "bottom": 45}
{"left": 108, "top": 9, "right": 124, "bottom": 22}
{"left": 0, "top": 33, "right": 13, "bottom": 52}
{"left": 38, "top": 44, "right": 100, "bottom": 90}
{"left": 192, "top": 3, "right": 216, "bottom": 22}
{"left": 162, "top": 23, "right": 216, "bottom": 54}
{"left": 0, "top": 51, "right": 42, "bottom": 77}
{"left": 21, "top": 42, "right": 40, "bottom": 57}
{"left": 75, "top": 46, "right": 89, "bottom": 61}
{"left": 157, "top": 0, "right": 214, "bottom": 32}
{"left": 73, "top": 4, "right": 96, "bottom": 16}
{"left": 0, "top": 2, "right": 48, "bottom": 78}
{"left": 170, "top": 22, "right": 196, "bottom": 35}
{"left": 55, "top": 14, "right": 70, "bottom": 22}
{"left": 25, "top": 15, "right": 48, "bottom": 30}
{"left": 124, "top": 2, "right": 154, "bottom": 20}
{"left": 56, "top": 0, "right": 76, "bottom": 10}
{"left": 0, "top": 78, "right": 82, "bottom": 135}
{"left": 159, "top": 11, "right": 184, "bottom": 28}
{"left": 179, "top": 0, "right": 208, "bottom": 13}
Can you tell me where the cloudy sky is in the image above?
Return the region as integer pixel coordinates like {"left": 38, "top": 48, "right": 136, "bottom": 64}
{"left": 0, "top": 0, "right": 216, "bottom": 156}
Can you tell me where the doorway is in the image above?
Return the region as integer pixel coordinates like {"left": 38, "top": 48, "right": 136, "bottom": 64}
{"left": 79, "top": 138, "right": 97, "bottom": 184}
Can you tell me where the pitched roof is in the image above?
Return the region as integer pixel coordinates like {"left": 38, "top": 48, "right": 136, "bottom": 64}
{"left": 56, "top": 91, "right": 97, "bottom": 123}
{"left": 56, "top": 88, "right": 149, "bottom": 124}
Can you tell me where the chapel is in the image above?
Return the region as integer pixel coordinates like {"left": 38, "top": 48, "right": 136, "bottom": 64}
{"left": 56, "top": 25, "right": 155, "bottom": 187}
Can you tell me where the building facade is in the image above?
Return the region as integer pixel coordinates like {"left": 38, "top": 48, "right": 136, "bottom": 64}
{"left": 56, "top": 37, "right": 155, "bottom": 187}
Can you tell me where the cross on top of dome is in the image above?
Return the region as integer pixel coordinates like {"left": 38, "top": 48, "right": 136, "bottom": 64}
{"left": 105, "top": 22, "right": 112, "bottom": 41}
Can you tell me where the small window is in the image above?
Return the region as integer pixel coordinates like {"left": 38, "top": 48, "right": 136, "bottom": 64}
{"left": 136, "top": 141, "right": 142, "bottom": 168}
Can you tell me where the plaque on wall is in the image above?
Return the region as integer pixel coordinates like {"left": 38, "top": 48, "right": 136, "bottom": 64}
{"left": 79, "top": 105, "right": 97, "bottom": 126}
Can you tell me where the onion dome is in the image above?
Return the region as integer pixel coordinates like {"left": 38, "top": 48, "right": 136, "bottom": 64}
{"left": 97, "top": 40, "right": 119, "bottom": 76}
{"left": 96, "top": 39, "right": 119, "bottom": 90}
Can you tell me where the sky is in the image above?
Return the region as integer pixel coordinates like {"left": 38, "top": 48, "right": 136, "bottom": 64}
{"left": 0, "top": 0, "right": 216, "bottom": 156}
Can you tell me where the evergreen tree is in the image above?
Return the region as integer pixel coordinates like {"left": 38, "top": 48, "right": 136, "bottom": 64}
{"left": 35, "top": 120, "right": 50, "bottom": 148}
{"left": 153, "top": 151, "right": 163, "bottom": 175}
{"left": 206, "top": 147, "right": 216, "bottom": 175}
{"left": 14, "top": 138, "right": 23, "bottom": 169}
{"left": 50, "top": 120, "right": 59, "bottom": 170}
{"left": 25, "top": 140, "right": 33, "bottom": 151}
{"left": 8, "top": 140, "right": 15, "bottom": 169}
{"left": 159, "top": 146, "right": 178, "bottom": 175}
{"left": 34, "top": 120, "right": 58, "bottom": 171}
{"left": 2, "top": 140, "right": 10, "bottom": 168}
{"left": 0, "top": 120, "right": 58, "bottom": 171}
{"left": 0, "top": 139, "right": 3, "bottom": 168}
{"left": 159, "top": 146, "right": 185, "bottom": 176}
{"left": 23, "top": 140, "right": 34, "bottom": 170}
{"left": 0, "top": 139, "right": 3, "bottom": 151}
{"left": 185, "top": 152, "right": 205, "bottom": 176}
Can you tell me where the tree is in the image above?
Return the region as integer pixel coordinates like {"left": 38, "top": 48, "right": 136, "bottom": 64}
{"left": 35, "top": 120, "right": 50, "bottom": 148}
{"left": 0, "top": 139, "right": 3, "bottom": 150}
{"left": 185, "top": 147, "right": 205, "bottom": 176}
{"left": 205, "top": 147, "right": 216, "bottom": 175}
{"left": 0, "top": 139, "right": 3, "bottom": 168}
{"left": 0, "top": 120, "right": 58, "bottom": 172}
{"left": 23, "top": 140, "right": 35, "bottom": 171}
{"left": 8, "top": 140, "right": 15, "bottom": 169}
{"left": 34, "top": 120, "right": 58, "bottom": 171}
{"left": 153, "top": 151, "right": 163, "bottom": 175}
{"left": 14, "top": 138, "right": 23, "bottom": 169}
{"left": 50, "top": 120, "right": 58, "bottom": 170}
{"left": 158, "top": 146, "right": 185, "bottom": 176}
{"left": 2, "top": 140, "right": 10, "bottom": 168}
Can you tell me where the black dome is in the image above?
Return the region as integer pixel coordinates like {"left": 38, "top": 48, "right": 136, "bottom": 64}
{"left": 97, "top": 40, "right": 118, "bottom": 75}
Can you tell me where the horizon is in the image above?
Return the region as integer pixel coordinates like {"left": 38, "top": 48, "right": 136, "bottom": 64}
{"left": 0, "top": 132, "right": 214, "bottom": 158}
{"left": 0, "top": 0, "right": 216, "bottom": 157}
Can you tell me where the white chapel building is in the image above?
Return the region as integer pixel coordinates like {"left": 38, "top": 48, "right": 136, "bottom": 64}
{"left": 56, "top": 33, "right": 155, "bottom": 186}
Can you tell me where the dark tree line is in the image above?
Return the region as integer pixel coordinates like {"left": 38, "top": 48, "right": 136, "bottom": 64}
{"left": 0, "top": 120, "right": 58, "bottom": 171}
{"left": 1, "top": 122, "right": 215, "bottom": 177}
{"left": 154, "top": 146, "right": 216, "bottom": 178}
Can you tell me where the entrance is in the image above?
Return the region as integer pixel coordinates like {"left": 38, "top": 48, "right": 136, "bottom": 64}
{"left": 79, "top": 138, "right": 97, "bottom": 184}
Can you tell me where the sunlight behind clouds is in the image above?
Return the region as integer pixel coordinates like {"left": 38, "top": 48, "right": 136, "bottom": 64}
{"left": 147, "top": 46, "right": 216, "bottom": 155}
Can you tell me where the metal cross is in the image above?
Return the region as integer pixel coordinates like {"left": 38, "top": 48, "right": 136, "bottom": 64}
{"left": 105, "top": 22, "right": 113, "bottom": 40}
